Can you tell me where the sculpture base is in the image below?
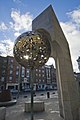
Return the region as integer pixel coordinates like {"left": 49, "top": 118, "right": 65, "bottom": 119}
{"left": 25, "top": 101, "right": 45, "bottom": 112}
{"left": 0, "top": 100, "right": 17, "bottom": 107}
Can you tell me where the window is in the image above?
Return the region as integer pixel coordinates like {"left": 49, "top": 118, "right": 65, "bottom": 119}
{"left": 42, "top": 85, "right": 44, "bottom": 88}
{"left": 42, "top": 66, "right": 44, "bottom": 69}
{"left": 2, "top": 64, "right": 6, "bottom": 68}
{"left": 22, "top": 67, "right": 25, "bottom": 72}
{"left": 39, "top": 70, "right": 41, "bottom": 72}
{"left": 16, "top": 71, "right": 19, "bottom": 75}
{"left": 26, "top": 75, "right": 29, "bottom": 78}
{"left": 2, "top": 70, "right": 5, "bottom": 74}
{"left": 43, "top": 79, "right": 45, "bottom": 82}
{"left": 39, "top": 74, "right": 41, "bottom": 77}
{"left": 8, "top": 86, "right": 14, "bottom": 89}
{"left": 9, "top": 76, "right": 12, "bottom": 80}
{"left": 10, "top": 70, "right": 13, "bottom": 74}
{"left": 36, "top": 79, "right": 38, "bottom": 82}
{"left": 21, "top": 74, "right": 24, "bottom": 77}
{"left": 10, "top": 64, "right": 13, "bottom": 68}
{"left": 46, "top": 69, "right": 50, "bottom": 79}
{"left": 21, "top": 67, "right": 25, "bottom": 77}
{"left": 11, "top": 59, "right": 13, "bottom": 62}
{"left": 36, "top": 74, "right": 38, "bottom": 76}
{"left": 42, "top": 70, "right": 44, "bottom": 73}
{"left": 39, "top": 85, "right": 41, "bottom": 88}
{"left": 39, "top": 79, "right": 41, "bottom": 82}
{"left": 27, "top": 69, "right": 29, "bottom": 73}
{"left": 16, "top": 78, "right": 18, "bottom": 81}
{"left": 1, "top": 77, "right": 5, "bottom": 81}
{"left": 42, "top": 74, "right": 44, "bottom": 77}
{"left": 16, "top": 66, "right": 19, "bottom": 69}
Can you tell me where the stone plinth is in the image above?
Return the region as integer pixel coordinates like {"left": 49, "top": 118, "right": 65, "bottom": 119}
{"left": 0, "top": 100, "right": 17, "bottom": 107}
{"left": 0, "top": 107, "right": 6, "bottom": 120}
{"left": 25, "top": 101, "right": 45, "bottom": 112}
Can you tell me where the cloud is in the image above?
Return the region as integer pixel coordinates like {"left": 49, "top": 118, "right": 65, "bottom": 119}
{"left": 10, "top": 9, "right": 33, "bottom": 36}
{"left": 46, "top": 57, "right": 55, "bottom": 66}
{"left": 0, "top": 22, "right": 8, "bottom": 31}
{"left": 0, "top": 9, "right": 33, "bottom": 36}
{"left": 0, "top": 39, "right": 14, "bottom": 56}
{"left": 0, "top": 9, "right": 33, "bottom": 57}
{"left": 12, "top": 0, "right": 22, "bottom": 3}
{"left": 67, "top": 8, "right": 80, "bottom": 26}
{"left": 60, "top": 8, "right": 80, "bottom": 72}
{"left": 14, "top": 32, "right": 21, "bottom": 37}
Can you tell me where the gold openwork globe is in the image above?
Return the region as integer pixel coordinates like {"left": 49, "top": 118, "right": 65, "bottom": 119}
{"left": 13, "top": 31, "right": 51, "bottom": 68}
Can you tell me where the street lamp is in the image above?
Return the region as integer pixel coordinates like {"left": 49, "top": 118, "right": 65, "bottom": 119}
{"left": 13, "top": 31, "right": 51, "bottom": 120}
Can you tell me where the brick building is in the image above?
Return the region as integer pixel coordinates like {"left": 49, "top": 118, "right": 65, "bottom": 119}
{"left": 0, "top": 56, "right": 21, "bottom": 92}
{"left": 0, "top": 56, "right": 7, "bottom": 90}
{"left": 0, "top": 56, "right": 57, "bottom": 92}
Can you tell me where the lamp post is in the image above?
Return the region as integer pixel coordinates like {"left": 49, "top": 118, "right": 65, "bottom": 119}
{"left": 13, "top": 31, "right": 51, "bottom": 120}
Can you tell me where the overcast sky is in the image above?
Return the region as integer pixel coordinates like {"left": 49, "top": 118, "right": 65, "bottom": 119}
{"left": 0, "top": 0, "right": 80, "bottom": 72}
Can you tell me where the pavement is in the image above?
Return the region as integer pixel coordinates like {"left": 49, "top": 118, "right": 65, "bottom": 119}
{"left": 5, "top": 91, "right": 64, "bottom": 120}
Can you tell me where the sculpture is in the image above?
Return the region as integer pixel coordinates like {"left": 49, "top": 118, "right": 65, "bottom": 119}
{"left": 13, "top": 31, "right": 51, "bottom": 120}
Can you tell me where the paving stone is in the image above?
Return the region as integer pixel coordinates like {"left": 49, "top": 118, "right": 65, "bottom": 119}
{"left": 5, "top": 91, "right": 63, "bottom": 120}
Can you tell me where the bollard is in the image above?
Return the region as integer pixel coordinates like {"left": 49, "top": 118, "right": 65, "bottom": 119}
{"left": 47, "top": 92, "right": 50, "bottom": 98}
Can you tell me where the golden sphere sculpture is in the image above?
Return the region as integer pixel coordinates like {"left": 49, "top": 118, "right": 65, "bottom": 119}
{"left": 13, "top": 31, "right": 51, "bottom": 68}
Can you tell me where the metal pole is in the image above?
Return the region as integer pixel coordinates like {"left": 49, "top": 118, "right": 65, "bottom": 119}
{"left": 17, "top": 66, "right": 20, "bottom": 98}
{"left": 30, "top": 68, "right": 34, "bottom": 120}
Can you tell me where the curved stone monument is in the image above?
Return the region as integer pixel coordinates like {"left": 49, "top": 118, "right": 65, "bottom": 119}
{"left": 32, "top": 5, "right": 79, "bottom": 120}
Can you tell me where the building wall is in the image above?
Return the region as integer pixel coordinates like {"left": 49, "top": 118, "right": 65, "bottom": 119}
{"left": 0, "top": 56, "right": 7, "bottom": 90}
